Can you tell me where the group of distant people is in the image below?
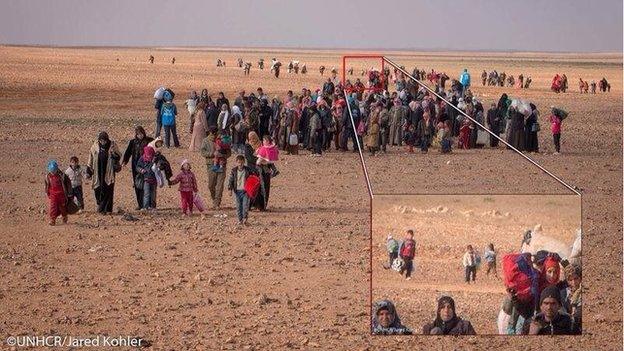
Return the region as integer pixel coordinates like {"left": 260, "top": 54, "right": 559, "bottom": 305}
{"left": 480, "top": 70, "right": 532, "bottom": 89}
{"left": 578, "top": 77, "right": 611, "bottom": 94}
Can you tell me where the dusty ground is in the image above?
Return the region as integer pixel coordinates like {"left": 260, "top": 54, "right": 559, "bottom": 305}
{"left": 372, "top": 195, "right": 581, "bottom": 335}
{"left": 0, "top": 46, "right": 621, "bottom": 350}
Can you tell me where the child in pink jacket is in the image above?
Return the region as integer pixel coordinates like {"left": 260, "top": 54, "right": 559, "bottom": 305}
{"left": 548, "top": 108, "right": 563, "bottom": 154}
{"left": 169, "top": 159, "right": 199, "bottom": 215}
{"left": 256, "top": 135, "right": 280, "bottom": 177}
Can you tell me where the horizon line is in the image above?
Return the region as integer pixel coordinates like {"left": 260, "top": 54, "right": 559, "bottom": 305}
{"left": 1, "top": 43, "right": 621, "bottom": 56}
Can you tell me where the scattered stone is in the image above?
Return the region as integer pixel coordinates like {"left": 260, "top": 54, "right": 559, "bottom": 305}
{"left": 121, "top": 213, "right": 139, "bottom": 222}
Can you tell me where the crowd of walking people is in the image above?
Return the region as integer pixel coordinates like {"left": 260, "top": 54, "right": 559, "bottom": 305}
{"left": 46, "top": 64, "right": 576, "bottom": 227}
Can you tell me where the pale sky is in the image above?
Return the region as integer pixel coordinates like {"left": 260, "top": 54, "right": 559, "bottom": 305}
{"left": 1, "top": 0, "right": 622, "bottom": 52}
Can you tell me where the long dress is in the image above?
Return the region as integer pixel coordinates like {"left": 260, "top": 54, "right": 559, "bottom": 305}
{"left": 508, "top": 111, "right": 526, "bottom": 151}
{"left": 524, "top": 113, "right": 539, "bottom": 152}
{"left": 189, "top": 109, "right": 209, "bottom": 152}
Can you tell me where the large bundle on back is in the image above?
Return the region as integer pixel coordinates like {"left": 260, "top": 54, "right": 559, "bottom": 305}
{"left": 154, "top": 87, "right": 166, "bottom": 100}
{"left": 502, "top": 253, "right": 539, "bottom": 304}
{"left": 510, "top": 99, "right": 532, "bottom": 116}
{"left": 521, "top": 227, "right": 572, "bottom": 262}
{"left": 552, "top": 107, "right": 568, "bottom": 120}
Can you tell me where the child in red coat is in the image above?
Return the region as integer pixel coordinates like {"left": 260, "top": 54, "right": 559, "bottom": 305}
{"left": 458, "top": 119, "right": 472, "bottom": 149}
{"left": 169, "top": 159, "right": 199, "bottom": 215}
{"left": 44, "top": 160, "right": 71, "bottom": 225}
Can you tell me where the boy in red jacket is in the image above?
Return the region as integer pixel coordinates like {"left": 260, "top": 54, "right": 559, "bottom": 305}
{"left": 169, "top": 159, "right": 199, "bottom": 216}
{"left": 44, "top": 160, "right": 71, "bottom": 225}
{"left": 398, "top": 230, "right": 417, "bottom": 280}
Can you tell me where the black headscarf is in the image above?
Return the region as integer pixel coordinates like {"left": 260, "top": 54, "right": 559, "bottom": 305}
{"left": 497, "top": 94, "right": 508, "bottom": 110}
{"left": 371, "top": 300, "right": 412, "bottom": 335}
{"left": 134, "top": 126, "right": 147, "bottom": 140}
{"left": 433, "top": 296, "right": 459, "bottom": 335}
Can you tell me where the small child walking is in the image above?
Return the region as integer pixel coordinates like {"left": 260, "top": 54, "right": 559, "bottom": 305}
{"left": 385, "top": 234, "right": 399, "bottom": 269}
{"left": 64, "top": 156, "right": 85, "bottom": 212}
{"left": 227, "top": 154, "right": 257, "bottom": 225}
{"left": 462, "top": 245, "right": 478, "bottom": 283}
{"left": 45, "top": 160, "right": 71, "bottom": 225}
{"left": 169, "top": 159, "right": 199, "bottom": 215}
{"left": 549, "top": 108, "right": 563, "bottom": 154}
{"left": 484, "top": 243, "right": 498, "bottom": 278}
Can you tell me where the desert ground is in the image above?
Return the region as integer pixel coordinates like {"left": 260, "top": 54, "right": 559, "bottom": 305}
{"left": 0, "top": 46, "right": 621, "bottom": 350}
{"left": 372, "top": 194, "right": 581, "bottom": 335}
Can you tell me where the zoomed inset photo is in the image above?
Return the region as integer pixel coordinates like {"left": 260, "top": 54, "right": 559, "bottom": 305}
{"left": 371, "top": 194, "right": 581, "bottom": 336}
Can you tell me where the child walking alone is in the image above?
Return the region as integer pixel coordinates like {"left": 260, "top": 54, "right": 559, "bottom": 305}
{"left": 169, "top": 159, "right": 199, "bottom": 216}
{"left": 45, "top": 160, "right": 71, "bottom": 225}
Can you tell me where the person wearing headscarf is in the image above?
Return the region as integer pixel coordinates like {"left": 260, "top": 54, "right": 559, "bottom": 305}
{"left": 506, "top": 106, "right": 526, "bottom": 151}
{"left": 258, "top": 98, "right": 273, "bottom": 139}
{"left": 122, "top": 126, "right": 154, "bottom": 209}
{"left": 87, "top": 131, "right": 121, "bottom": 214}
{"left": 44, "top": 159, "right": 71, "bottom": 225}
{"left": 189, "top": 100, "right": 209, "bottom": 152}
{"left": 244, "top": 131, "right": 270, "bottom": 211}
{"left": 371, "top": 300, "right": 412, "bottom": 335}
{"left": 524, "top": 103, "right": 539, "bottom": 153}
{"left": 416, "top": 111, "right": 435, "bottom": 153}
{"left": 269, "top": 96, "right": 283, "bottom": 143}
{"left": 204, "top": 98, "right": 219, "bottom": 131}
{"left": 496, "top": 93, "right": 511, "bottom": 134}
{"left": 230, "top": 105, "right": 247, "bottom": 155}
{"left": 135, "top": 146, "right": 158, "bottom": 210}
{"left": 378, "top": 103, "right": 391, "bottom": 153}
{"left": 388, "top": 98, "right": 406, "bottom": 147}
{"left": 486, "top": 103, "right": 501, "bottom": 147}
{"left": 365, "top": 109, "right": 380, "bottom": 156}
{"left": 199, "top": 127, "right": 228, "bottom": 210}
{"left": 446, "top": 95, "right": 459, "bottom": 136}
{"left": 215, "top": 92, "right": 230, "bottom": 116}
{"left": 282, "top": 101, "right": 300, "bottom": 155}
{"left": 422, "top": 296, "right": 476, "bottom": 335}
{"left": 184, "top": 91, "right": 198, "bottom": 121}
{"left": 539, "top": 253, "right": 564, "bottom": 292}
{"left": 307, "top": 102, "right": 323, "bottom": 156}
{"left": 199, "top": 89, "right": 211, "bottom": 104}
{"left": 528, "top": 286, "right": 574, "bottom": 335}
{"left": 563, "top": 264, "right": 582, "bottom": 334}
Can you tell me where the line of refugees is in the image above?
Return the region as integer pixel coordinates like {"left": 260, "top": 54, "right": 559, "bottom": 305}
{"left": 44, "top": 86, "right": 284, "bottom": 226}
{"left": 348, "top": 68, "right": 567, "bottom": 155}
{"left": 553, "top": 74, "right": 611, "bottom": 94}
{"left": 44, "top": 131, "right": 211, "bottom": 225}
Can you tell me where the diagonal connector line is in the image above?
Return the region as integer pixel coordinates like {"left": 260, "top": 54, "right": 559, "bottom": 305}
{"left": 344, "top": 89, "right": 374, "bottom": 199}
{"left": 383, "top": 56, "right": 581, "bottom": 196}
